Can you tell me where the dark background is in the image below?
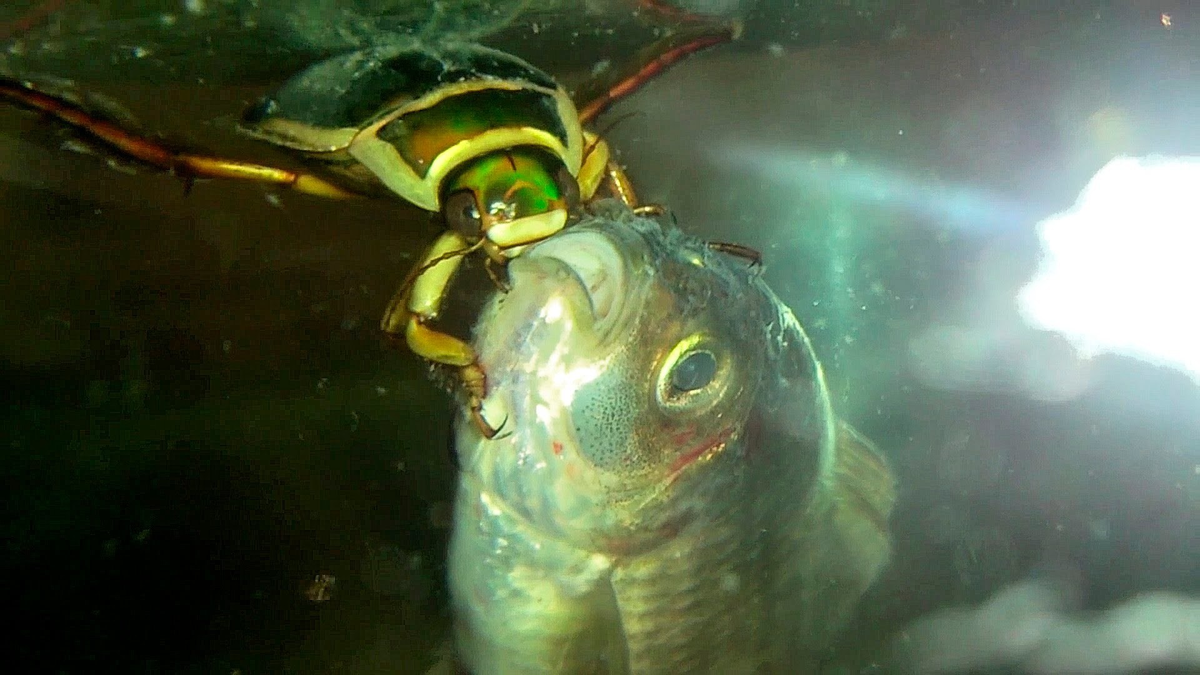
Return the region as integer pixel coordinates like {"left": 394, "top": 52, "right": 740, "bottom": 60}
{"left": 2, "top": 1, "right": 1199, "bottom": 672}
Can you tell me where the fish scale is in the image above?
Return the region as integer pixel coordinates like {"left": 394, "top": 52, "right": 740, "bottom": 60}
{"left": 614, "top": 508, "right": 773, "bottom": 673}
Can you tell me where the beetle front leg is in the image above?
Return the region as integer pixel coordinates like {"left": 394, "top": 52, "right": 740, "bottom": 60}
{"left": 382, "top": 232, "right": 499, "bottom": 438}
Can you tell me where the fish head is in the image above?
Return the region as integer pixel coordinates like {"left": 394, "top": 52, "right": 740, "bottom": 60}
{"left": 460, "top": 207, "right": 837, "bottom": 555}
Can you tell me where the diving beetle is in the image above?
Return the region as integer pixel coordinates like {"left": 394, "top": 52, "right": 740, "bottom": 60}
{"left": 0, "top": 13, "right": 740, "bottom": 436}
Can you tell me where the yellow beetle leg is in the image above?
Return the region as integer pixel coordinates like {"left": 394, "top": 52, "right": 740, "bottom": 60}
{"left": 0, "top": 78, "right": 363, "bottom": 200}
{"left": 380, "top": 232, "right": 500, "bottom": 439}
{"left": 581, "top": 130, "right": 657, "bottom": 211}
{"left": 581, "top": 131, "right": 662, "bottom": 213}
{"left": 399, "top": 233, "right": 471, "bottom": 332}
{"left": 605, "top": 160, "right": 668, "bottom": 216}
{"left": 409, "top": 335, "right": 495, "bottom": 439}
{"left": 406, "top": 319, "right": 496, "bottom": 438}
{"left": 603, "top": 160, "right": 641, "bottom": 208}
{"left": 180, "top": 156, "right": 363, "bottom": 199}
{"left": 380, "top": 232, "right": 480, "bottom": 334}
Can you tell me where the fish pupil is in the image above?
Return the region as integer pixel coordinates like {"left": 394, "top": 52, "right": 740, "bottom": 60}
{"left": 671, "top": 350, "right": 717, "bottom": 392}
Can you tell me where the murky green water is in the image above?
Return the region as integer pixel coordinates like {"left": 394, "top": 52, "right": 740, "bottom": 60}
{"left": 3, "top": 1, "right": 1199, "bottom": 673}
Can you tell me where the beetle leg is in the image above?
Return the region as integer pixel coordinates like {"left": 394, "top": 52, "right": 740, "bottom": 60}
{"left": 382, "top": 232, "right": 500, "bottom": 439}
{"left": 596, "top": 156, "right": 672, "bottom": 217}
{"left": 381, "top": 233, "right": 475, "bottom": 336}
{"left": 578, "top": 131, "right": 611, "bottom": 201}
{"left": 603, "top": 160, "right": 641, "bottom": 208}
{"left": 633, "top": 204, "right": 666, "bottom": 217}
{"left": 575, "top": 19, "right": 741, "bottom": 125}
{"left": 382, "top": 204, "right": 569, "bottom": 439}
{"left": 579, "top": 132, "right": 652, "bottom": 210}
{"left": 634, "top": 0, "right": 735, "bottom": 26}
{"left": 408, "top": 317, "right": 496, "bottom": 440}
{"left": 575, "top": 19, "right": 738, "bottom": 211}
{"left": 483, "top": 258, "right": 511, "bottom": 293}
{"left": 0, "top": 78, "right": 363, "bottom": 199}
{"left": 707, "top": 241, "right": 763, "bottom": 267}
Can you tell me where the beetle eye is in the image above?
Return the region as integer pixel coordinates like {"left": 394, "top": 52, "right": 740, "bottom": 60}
{"left": 444, "top": 190, "right": 483, "bottom": 237}
{"left": 670, "top": 350, "right": 717, "bottom": 393}
{"left": 554, "top": 165, "right": 581, "bottom": 208}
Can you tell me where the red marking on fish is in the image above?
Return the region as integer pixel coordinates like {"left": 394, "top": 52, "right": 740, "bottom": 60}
{"left": 552, "top": 440, "right": 563, "bottom": 456}
{"left": 668, "top": 427, "right": 734, "bottom": 477}
{"left": 669, "top": 428, "right": 697, "bottom": 446}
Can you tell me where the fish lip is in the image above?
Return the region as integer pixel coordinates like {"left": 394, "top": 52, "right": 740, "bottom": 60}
{"left": 520, "top": 228, "right": 628, "bottom": 328}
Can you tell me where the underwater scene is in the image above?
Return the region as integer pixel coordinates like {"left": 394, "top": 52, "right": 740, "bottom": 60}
{"left": 2, "top": 1, "right": 1199, "bottom": 673}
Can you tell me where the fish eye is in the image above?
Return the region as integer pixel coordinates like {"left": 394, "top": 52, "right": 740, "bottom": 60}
{"left": 670, "top": 350, "right": 717, "bottom": 393}
{"left": 656, "top": 333, "right": 727, "bottom": 411}
{"left": 443, "top": 189, "right": 483, "bottom": 237}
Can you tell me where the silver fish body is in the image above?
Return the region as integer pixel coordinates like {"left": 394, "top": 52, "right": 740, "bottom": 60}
{"left": 447, "top": 207, "right": 895, "bottom": 673}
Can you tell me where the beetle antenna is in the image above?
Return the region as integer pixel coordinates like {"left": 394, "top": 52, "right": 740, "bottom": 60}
{"left": 581, "top": 111, "right": 645, "bottom": 161}
{"left": 597, "top": 110, "right": 644, "bottom": 138}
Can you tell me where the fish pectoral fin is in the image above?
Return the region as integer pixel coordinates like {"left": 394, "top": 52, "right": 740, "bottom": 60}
{"left": 831, "top": 419, "right": 897, "bottom": 583}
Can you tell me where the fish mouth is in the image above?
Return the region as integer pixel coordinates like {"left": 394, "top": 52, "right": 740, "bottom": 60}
{"left": 511, "top": 227, "right": 630, "bottom": 331}
{"left": 472, "top": 224, "right": 637, "bottom": 437}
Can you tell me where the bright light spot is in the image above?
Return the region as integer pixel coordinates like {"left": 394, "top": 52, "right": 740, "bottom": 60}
{"left": 540, "top": 296, "right": 564, "bottom": 323}
{"left": 531, "top": 299, "right": 603, "bottom": 408}
{"left": 720, "top": 145, "right": 1027, "bottom": 235}
{"left": 535, "top": 403, "right": 553, "bottom": 427}
{"left": 1017, "top": 156, "right": 1200, "bottom": 383}
{"left": 901, "top": 571, "right": 1200, "bottom": 674}
{"left": 552, "top": 362, "right": 604, "bottom": 408}
{"left": 479, "top": 492, "right": 504, "bottom": 517}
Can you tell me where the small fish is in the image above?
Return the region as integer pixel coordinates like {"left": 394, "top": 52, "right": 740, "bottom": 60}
{"left": 447, "top": 205, "right": 896, "bottom": 673}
